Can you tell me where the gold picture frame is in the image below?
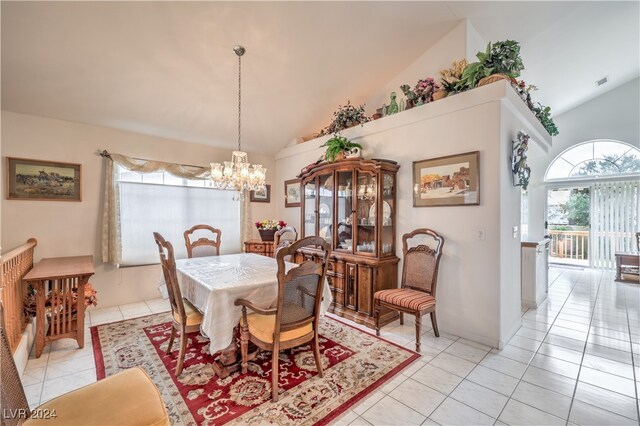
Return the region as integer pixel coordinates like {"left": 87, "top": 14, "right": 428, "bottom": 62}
{"left": 7, "top": 157, "right": 82, "bottom": 201}
{"left": 413, "top": 151, "right": 479, "bottom": 207}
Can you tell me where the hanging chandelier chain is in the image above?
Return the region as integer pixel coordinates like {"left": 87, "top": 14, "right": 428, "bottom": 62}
{"left": 237, "top": 53, "right": 242, "bottom": 152}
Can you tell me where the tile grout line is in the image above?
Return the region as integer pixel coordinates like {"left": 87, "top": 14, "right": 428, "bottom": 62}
{"left": 564, "top": 269, "right": 604, "bottom": 426}
{"left": 493, "top": 267, "right": 584, "bottom": 424}
{"left": 622, "top": 279, "right": 640, "bottom": 423}
{"left": 361, "top": 332, "right": 461, "bottom": 422}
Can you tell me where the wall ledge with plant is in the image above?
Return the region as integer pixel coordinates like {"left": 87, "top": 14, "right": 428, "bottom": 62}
{"left": 277, "top": 80, "right": 552, "bottom": 161}
{"left": 307, "top": 39, "right": 559, "bottom": 142}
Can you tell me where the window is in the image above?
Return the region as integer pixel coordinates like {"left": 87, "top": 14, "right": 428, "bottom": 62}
{"left": 117, "top": 167, "right": 240, "bottom": 266}
{"left": 545, "top": 140, "right": 640, "bottom": 181}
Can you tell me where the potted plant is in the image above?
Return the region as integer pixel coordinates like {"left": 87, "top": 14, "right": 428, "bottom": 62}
{"left": 437, "top": 58, "right": 468, "bottom": 98}
{"left": 320, "top": 135, "right": 363, "bottom": 162}
{"left": 255, "top": 219, "right": 287, "bottom": 242}
{"left": 401, "top": 77, "right": 440, "bottom": 106}
{"left": 456, "top": 40, "right": 525, "bottom": 91}
{"left": 318, "top": 101, "right": 370, "bottom": 136}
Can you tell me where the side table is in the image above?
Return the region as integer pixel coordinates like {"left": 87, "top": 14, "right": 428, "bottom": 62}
{"left": 23, "top": 255, "right": 95, "bottom": 358}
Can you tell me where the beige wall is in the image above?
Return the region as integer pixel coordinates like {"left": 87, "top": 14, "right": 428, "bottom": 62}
{"left": 364, "top": 20, "right": 485, "bottom": 117}
{"left": 275, "top": 82, "right": 550, "bottom": 347}
{"left": 1, "top": 111, "right": 276, "bottom": 308}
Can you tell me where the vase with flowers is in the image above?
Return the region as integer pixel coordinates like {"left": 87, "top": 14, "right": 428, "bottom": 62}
{"left": 400, "top": 77, "right": 440, "bottom": 107}
{"left": 255, "top": 219, "right": 287, "bottom": 242}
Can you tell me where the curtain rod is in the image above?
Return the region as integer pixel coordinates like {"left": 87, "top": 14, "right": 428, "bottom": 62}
{"left": 98, "top": 150, "right": 208, "bottom": 170}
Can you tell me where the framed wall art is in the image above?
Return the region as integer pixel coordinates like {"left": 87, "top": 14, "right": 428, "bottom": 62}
{"left": 6, "top": 157, "right": 82, "bottom": 201}
{"left": 250, "top": 184, "right": 271, "bottom": 203}
{"left": 284, "top": 178, "right": 301, "bottom": 207}
{"left": 413, "top": 151, "right": 480, "bottom": 207}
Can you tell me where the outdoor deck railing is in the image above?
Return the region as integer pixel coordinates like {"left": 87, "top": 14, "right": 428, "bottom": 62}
{"left": 549, "top": 230, "right": 589, "bottom": 260}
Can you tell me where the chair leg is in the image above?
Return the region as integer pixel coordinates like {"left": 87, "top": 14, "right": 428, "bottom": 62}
{"left": 240, "top": 325, "right": 249, "bottom": 374}
{"left": 431, "top": 311, "right": 440, "bottom": 337}
{"left": 399, "top": 312, "right": 404, "bottom": 325}
{"left": 166, "top": 326, "right": 176, "bottom": 354}
{"left": 311, "top": 334, "right": 323, "bottom": 378}
{"left": 271, "top": 343, "right": 280, "bottom": 402}
{"left": 176, "top": 325, "right": 188, "bottom": 376}
{"left": 415, "top": 314, "right": 422, "bottom": 352}
{"left": 374, "top": 301, "right": 381, "bottom": 337}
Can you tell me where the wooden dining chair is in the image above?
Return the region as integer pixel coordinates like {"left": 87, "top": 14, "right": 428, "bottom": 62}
{"left": 154, "top": 232, "right": 203, "bottom": 376}
{"left": 183, "top": 224, "right": 222, "bottom": 258}
{"left": 374, "top": 228, "right": 445, "bottom": 352}
{"left": 0, "top": 303, "right": 169, "bottom": 426}
{"left": 273, "top": 226, "right": 298, "bottom": 259}
{"left": 235, "top": 236, "right": 331, "bottom": 402}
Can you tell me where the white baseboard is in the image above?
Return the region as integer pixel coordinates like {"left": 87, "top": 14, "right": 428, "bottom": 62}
{"left": 14, "top": 318, "right": 36, "bottom": 377}
{"left": 498, "top": 318, "right": 523, "bottom": 349}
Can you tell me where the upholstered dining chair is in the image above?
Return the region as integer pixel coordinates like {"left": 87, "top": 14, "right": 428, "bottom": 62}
{"left": 374, "top": 228, "right": 445, "bottom": 352}
{"left": 183, "top": 224, "right": 222, "bottom": 258}
{"left": 0, "top": 304, "right": 169, "bottom": 426}
{"left": 154, "top": 232, "right": 203, "bottom": 376}
{"left": 273, "top": 226, "right": 298, "bottom": 259}
{"left": 235, "top": 236, "right": 331, "bottom": 402}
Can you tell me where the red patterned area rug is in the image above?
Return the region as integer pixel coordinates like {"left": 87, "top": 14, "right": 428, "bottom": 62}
{"left": 91, "top": 313, "right": 419, "bottom": 425}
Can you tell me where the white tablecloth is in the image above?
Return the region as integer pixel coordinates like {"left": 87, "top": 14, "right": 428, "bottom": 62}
{"left": 175, "top": 253, "right": 332, "bottom": 353}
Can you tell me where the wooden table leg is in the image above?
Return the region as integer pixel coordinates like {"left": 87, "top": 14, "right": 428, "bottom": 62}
{"left": 76, "top": 279, "right": 87, "bottom": 349}
{"left": 211, "top": 340, "right": 258, "bottom": 379}
{"left": 35, "top": 281, "right": 45, "bottom": 358}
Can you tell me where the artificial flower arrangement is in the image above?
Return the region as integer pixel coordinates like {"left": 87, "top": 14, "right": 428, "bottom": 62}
{"left": 24, "top": 283, "right": 98, "bottom": 319}
{"left": 439, "top": 59, "right": 468, "bottom": 94}
{"left": 318, "top": 101, "right": 370, "bottom": 136}
{"left": 400, "top": 77, "right": 440, "bottom": 107}
{"left": 255, "top": 219, "right": 287, "bottom": 231}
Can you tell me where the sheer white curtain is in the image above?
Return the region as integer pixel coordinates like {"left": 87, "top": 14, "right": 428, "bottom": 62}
{"left": 101, "top": 152, "right": 252, "bottom": 266}
{"left": 591, "top": 180, "right": 640, "bottom": 269}
{"left": 119, "top": 182, "right": 240, "bottom": 266}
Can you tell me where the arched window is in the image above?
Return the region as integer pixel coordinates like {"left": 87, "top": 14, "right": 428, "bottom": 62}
{"left": 545, "top": 140, "right": 640, "bottom": 181}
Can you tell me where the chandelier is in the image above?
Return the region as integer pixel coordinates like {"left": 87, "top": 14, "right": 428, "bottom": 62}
{"left": 210, "top": 45, "right": 266, "bottom": 196}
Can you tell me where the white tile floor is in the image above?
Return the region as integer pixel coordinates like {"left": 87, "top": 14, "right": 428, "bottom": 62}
{"left": 21, "top": 266, "right": 640, "bottom": 425}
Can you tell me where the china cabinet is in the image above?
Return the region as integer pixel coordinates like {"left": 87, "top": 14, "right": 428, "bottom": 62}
{"left": 296, "top": 158, "right": 400, "bottom": 328}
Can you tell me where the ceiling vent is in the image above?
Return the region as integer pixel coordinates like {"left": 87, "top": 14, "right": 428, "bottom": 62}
{"left": 596, "top": 76, "right": 608, "bottom": 87}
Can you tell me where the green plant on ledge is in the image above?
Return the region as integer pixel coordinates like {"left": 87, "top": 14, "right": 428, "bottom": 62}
{"left": 320, "top": 135, "right": 363, "bottom": 162}
{"left": 533, "top": 103, "right": 559, "bottom": 136}
{"left": 456, "top": 40, "right": 525, "bottom": 91}
{"left": 318, "top": 101, "right": 370, "bottom": 136}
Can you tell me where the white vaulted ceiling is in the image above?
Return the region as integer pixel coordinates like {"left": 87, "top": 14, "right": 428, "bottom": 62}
{"left": 2, "top": 2, "right": 638, "bottom": 154}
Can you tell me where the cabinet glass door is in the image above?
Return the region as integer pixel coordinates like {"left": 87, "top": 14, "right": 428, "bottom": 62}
{"left": 336, "top": 171, "right": 354, "bottom": 251}
{"left": 318, "top": 173, "right": 334, "bottom": 245}
{"left": 381, "top": 172, "right": 395, "bottom": 255}
{"left": 304, "top": 180, "right": 317, "bottom": 237}
{"left": 355, "top": 172, "right": 376, "bottom": 254}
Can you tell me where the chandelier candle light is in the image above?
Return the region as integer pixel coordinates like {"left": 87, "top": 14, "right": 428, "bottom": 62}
{"left": 210, "top": 46, "right": 267, "bottom": 198}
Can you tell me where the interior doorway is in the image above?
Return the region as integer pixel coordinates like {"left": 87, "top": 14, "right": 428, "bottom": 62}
{"left": 546, "top": 187, "right": 590, "bottom": 267}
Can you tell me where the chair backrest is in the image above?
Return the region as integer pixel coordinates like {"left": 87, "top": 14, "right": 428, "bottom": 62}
{"left": 183, "top": 224, "right": 222, "bottom": 258}
{"left": 273, "top": 226, "right": 298, "bottom": 258}
{"left": 401, "top": 228, "right": 445, "bottom": 296}
{"left": 153, "top": 232, "right": 187, "bottom": 323}
{"left": 274, "top": 237, "right": 330, "bottom": 339}
{"left": 0, "top": 303, "right": 31, "bottom": 425}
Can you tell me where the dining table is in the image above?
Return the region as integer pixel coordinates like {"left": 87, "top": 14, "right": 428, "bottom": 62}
{"left": 173, "top": 252, "right": 333, "bottom": 377}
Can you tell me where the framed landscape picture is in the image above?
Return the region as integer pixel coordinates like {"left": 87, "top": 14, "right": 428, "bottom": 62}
{"left": 7, "top": 157, "right": 82, "bottom": 201}
{"left": 284, "top": 179, "right": 301, "bottom": 207}
{"left": 250, "top": 184, "right": 270, "bottom": 203}
{"left": 413, "top": 151, "right": 480, "bottom": 207}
